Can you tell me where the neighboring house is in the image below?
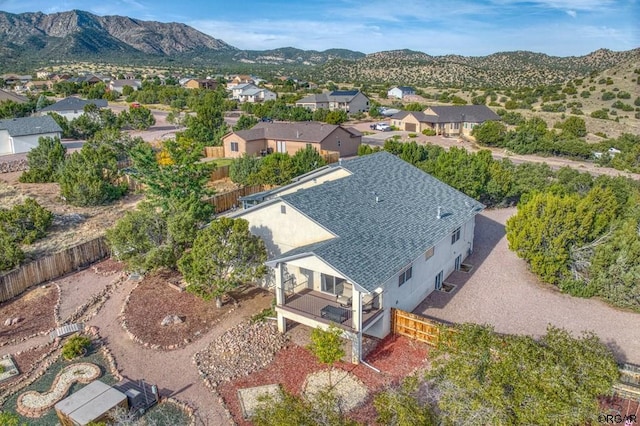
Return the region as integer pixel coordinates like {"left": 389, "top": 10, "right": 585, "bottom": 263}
{"left": 231, "top": 152, "right": 483, "bottom": 362}
{"left": 295, "top": 90, "right": 370, "bottom": 114}
{"left": 230, "top": 75, "right": 255, "bottom": 86}
{"left": 109, "top": 79, "right": 142, "bottom": 94}
{"left": 237, "top": 87, "right": 277, "bottom": 103}
{"left": 387, "top": 86, "right": 416, "bottom": 99}
{"left": 0, "top": 115, "right": 62, "bottom": 155}
{"left": 229, "top": 83, "right": 276, "bottom": 103}
{"left": 38, "top": 97, "right": 108, "bottom": 121}
{"left": 390, "top": 105, "right": 500, "bottom": 136}
{"left": 25, "top": 80, "right": 54, "bottom": 92}
{"left": 0, "top": 89, "right": 28, "bottom": 104}
{"left": 66, "top": 74, "right": 104, "bottom": 85}
{"left": 1, "top": 74, "right": 33, "bottom": 85}
{"left": 222, "top": 121, "right": 362, "bottom": 158}
{"left": 183, "top": 79, "right": 218, "bottom": 90}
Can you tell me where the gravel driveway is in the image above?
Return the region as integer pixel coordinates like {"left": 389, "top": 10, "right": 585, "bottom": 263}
{"left": 414, "top": 207, "right": 640, "bottom": 364}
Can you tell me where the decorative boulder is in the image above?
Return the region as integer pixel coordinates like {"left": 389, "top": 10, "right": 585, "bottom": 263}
{"left": 161, "top": 315, "right": 183, "bottom": 326}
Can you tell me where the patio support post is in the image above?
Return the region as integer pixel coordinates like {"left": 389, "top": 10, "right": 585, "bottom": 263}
{"left": 274, "top": 262, "right": 287, "bottom": 333}
{"left": 351, "top": 290, "right": 363, "bottom": 363}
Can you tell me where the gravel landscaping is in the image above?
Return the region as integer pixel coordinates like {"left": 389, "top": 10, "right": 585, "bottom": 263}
{"left": 415, "top": 208, "right": 640, "bottom": 365}
{"left": 194, "top": 320, "right": 288, "bottom": 386}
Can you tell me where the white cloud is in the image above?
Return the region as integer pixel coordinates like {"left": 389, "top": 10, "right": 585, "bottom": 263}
{"left": 566, "top": 9, "right": 577, "bottom": 17}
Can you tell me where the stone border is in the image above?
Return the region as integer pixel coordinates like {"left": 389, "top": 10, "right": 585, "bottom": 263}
{"left": 0, "top": 342, "right": 60, "bottom": 400}
{"left": 119, "top": 279, "right": 237, "bottom": 351}
{"left": 192, "top": 351, "right": 236, "bottom": 424}
{"left": 62, "top": 272, "right": 127, "bottom": 326}
{"left": 0, "top": 158, "right": 28, "bottom": 173}
{"left": 16, "top": 362, "right": 101, "bottom": 418}
{"left": 163, "top": 397, "right": 197, "bottom": 426}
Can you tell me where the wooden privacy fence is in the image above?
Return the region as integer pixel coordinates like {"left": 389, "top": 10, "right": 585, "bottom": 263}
{"left": 210, "top": 165, "right": 230, "bottom": 181}
{"left": 320, "top": 150, "right": 340, "bottom": 164}
{"left": 0, "top": 237, "right": 110, "bottom": 303}
{"left": 204, "top": 185, "right": 267, "bottom": 214}
{"left": 204, "top": 146, "right": 225, "bottom": 158}
{"left": 391, "top": 308, "right": 451, "bottom": 346}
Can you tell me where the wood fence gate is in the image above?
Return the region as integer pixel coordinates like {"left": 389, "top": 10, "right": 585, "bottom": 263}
{"left": 391, "top": 308, "right": 448, "bottom": 346}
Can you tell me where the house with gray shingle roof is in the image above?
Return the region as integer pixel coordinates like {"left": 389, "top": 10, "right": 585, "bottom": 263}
{"left": 231, "top": 151, "right": 483, "bottom": 362}
{"left": 38, "top": 97, "right": 108, "bottom": 121}
{"left": 222, "top": 121, "right": 362, "bottom": 158}
{"left": 0, "top": 115, "right": 62, "bottom": 155}
{"left": 391, "top": 105, "right": 500, "bottom": 136}
{"left": 296, "top": 90, "right": 370, "bottom": 114}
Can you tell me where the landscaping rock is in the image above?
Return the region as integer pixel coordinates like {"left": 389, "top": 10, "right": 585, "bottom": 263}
{"left": 10, "top": 317, "right": 21, "bottom": 326}
{"left": 161, "top": 315, "right": 183, "bottom": 326}
{"left": 194, "top": 320, "right": 287, "bottom": 386}
{"left": 4, "top": 318, "right": 11, "bottom": 326}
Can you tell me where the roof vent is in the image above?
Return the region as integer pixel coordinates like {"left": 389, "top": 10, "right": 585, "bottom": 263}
{"left": 338, "top": 158, "right": 342, "bottom": 165}
{"left": 296, "top": 130, "right": 300, "bottom": 138}
{"left": 437, "top": 206, "right": 442, "bottom": 219}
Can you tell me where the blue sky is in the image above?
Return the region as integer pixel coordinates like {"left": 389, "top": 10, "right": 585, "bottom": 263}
{"left": 1, "top": 0, "right": 638, "bottom": 56}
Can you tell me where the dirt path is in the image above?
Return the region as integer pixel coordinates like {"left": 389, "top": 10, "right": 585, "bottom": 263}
{"left": 87, "top": 279, "right": 270, "bottom": 426}
{"left": 415, "top": 208, "right": 640, "bottom": 364}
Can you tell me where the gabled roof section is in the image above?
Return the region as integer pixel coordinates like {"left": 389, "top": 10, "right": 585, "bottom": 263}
{"left": 232, "top": 122, "right": 356, "bottom": 144}
{"left": 269, "top": 152, "right": 484, "bottom": 292}
{"left": 390, "top": 111, "right": 431, "bottom": 122}
{"left": 297, "top": 93, "right": 329, "bottom": 103}
{"left": 0, "top": 89, "right": 28, "bottom": 104}
{"left": 40, "top": 97, "right": 108, "bottom": 112}
{"left": 427, "top": 105, "right": 501, "bottom": 123}
{"left": 0, "top": 115, "right": 62, "bottom": 137}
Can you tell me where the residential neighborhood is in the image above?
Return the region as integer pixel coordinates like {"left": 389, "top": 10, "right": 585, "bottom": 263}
{"left": 0, "top": 12, "right": 638, "bottom": 425}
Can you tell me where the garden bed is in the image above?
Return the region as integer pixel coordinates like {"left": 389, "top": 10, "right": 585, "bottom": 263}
{"left": 0, "top": 285, "right": 58, "bottom": 346}
{"left": 122, "top": 270, "right": 272, "bottom": 348}
{"left": 217, "top": 334, "right": 430, "bottom": 425}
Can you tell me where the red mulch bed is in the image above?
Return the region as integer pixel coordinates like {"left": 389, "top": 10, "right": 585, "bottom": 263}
{"left": 91, "top": 258, "right": 125, "bottom": 275}
{"left": 0, "top": 285, "right": 58, "bottom": 345}
{"left": 218, "top": 334, "right": 430, "bottom": 425}
{"left": 124, "top": 270, "right": 271, "bottom": 348}
{"left": 599, "top": 395, "right": 640, "bottom": 422}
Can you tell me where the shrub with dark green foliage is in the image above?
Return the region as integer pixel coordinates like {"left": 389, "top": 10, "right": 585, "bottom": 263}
{"left": 62, "top": 334, "right": 91, "bottom": 360}
{"left": 229, "top": 154, "right": 262, "bottom": 186}
{"left": 251, "top": 387, "right": 360, "bottom": 426}
{"left": 0, "top": 198, "right": 54, "bottom": 245}
{"left": 374, "top": 375, "right": 437, "bottom": 426}
{"left": 58, "top": 143, "right": 128, "bottom": 206}
{"left": 590, "top": 109, "right": 609, "bottom": 119}
{"left": 357, "top": 144, "right": 382, "bottom": 156}
{"left": 19, "top": 136, "right": 67, "bottom": 183}
{"left": 421, "top": 128, "right": 436, "bottom": 136}
{"left": 429, "top": 324, "right": 619, "bottom": 425}
{"left": 291, "top": 145, "right": 326, "bottom": 176}
{"left": 0, "top": 231, "right": 25, "bottom": 272}
{"left": 471, "top": 121, "right": 507, "bottom": 147}
{"left": 601, "top": 92, "right": 616, "bottom": 101}
{"left": 233, "top": 114, "right": 258, "bottom": 131}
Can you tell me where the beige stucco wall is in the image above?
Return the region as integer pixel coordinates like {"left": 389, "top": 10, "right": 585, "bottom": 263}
{"left": 320, "top": 127, "right": 361, "bottom": 157}
{"left": 0, "top": 130, "right": 12, "bottom": 155}
{"left": 236, "top": 200, "right": 335, "bottom": 257}
{"left": 222, "top": 134, "right": 265, "bottom": 158}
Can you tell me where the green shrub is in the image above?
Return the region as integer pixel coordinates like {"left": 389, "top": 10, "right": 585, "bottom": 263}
{"left": 62, "top": 334, "right": 91, "bottom": 360}
{"left": 422, "top": 128, "right": 436, "bottom": 136}
{"left": 601, "top": 92, "right": 615, "bottom": 101}
{"left": 408, "top": 133, "right": 417, "bottom": 138}
{"left": 590, "top": 110, "right": 609, "bottom": 120}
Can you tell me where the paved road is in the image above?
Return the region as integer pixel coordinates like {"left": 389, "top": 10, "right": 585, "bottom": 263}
{"left": 414, "top": 208, "right": 640, "bottom": 364}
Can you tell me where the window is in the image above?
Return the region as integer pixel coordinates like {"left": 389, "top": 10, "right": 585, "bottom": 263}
{"left": 451, "top": 227, "right": 461, "bottom": 244}
{"left": 337, "top": 140, "right": 342, "bottom": 147}
{"left": 398, "top": 266, "right": 413, "bottom": 287}
{"left": 425, "top": 247, "right": 434, "bottom": 260}
{"left": 230, "top": 142, "right": 239, "bottom": 152}
{"left": 435, "top": 270, "right": 443, "bottom": 290}
{"left": 276, "top": 140, "right": 286, "bottom": 153}
{"left": 321, "top": 274, "right": 345, "bottom": 294}
{"left": 280, "top": 205, "right": 286, "bottom": 214}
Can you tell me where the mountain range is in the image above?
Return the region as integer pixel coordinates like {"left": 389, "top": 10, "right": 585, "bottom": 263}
{"left": 0, "top": 9, "right": 637, "bottom": 87}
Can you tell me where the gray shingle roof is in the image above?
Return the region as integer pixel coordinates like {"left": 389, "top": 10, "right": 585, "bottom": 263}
{"left": 268, "top": 152, "right": 484, "bottom": 292}
{"left": 40, "top": 97, "right": 108, "bottom": 113}
{"left": 0, "top": 89, "right": 28, "bottom": 104}
{"left": 390, "top": 111, "right": 432, "bottom": 122}
{"left": 297, "top": 93, "right": 329, "bottom": 104}
{"left": 427, "top": 105, "right": 500, "bottom": 123}
{"left": 0, "top": 115, "right": 62, "bottom": 137}
{"left": 233, "top": 122, "right": 359, "bottom": 143}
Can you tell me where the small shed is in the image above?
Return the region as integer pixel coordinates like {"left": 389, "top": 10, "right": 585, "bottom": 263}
{"left": 55, "top": 380, "right": 128, "bottom": 426}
